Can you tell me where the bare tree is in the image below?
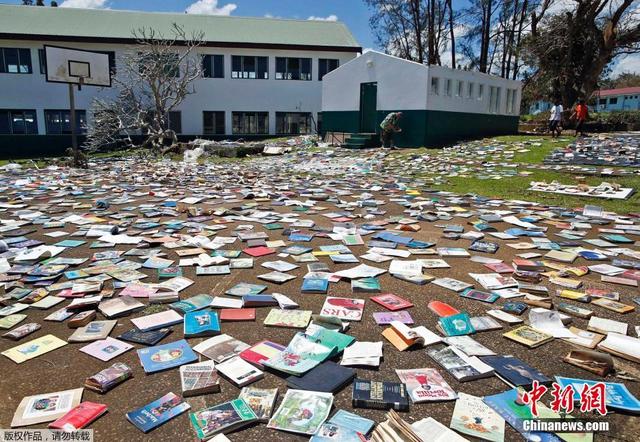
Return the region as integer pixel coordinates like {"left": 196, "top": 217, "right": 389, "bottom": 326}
{"left": 85, "top": 23, "right": 204, "bottom": 153}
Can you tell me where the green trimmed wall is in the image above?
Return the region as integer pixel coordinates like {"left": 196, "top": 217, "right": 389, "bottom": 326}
{"left": 322, "top": 109, "right": 519, "bottom": 147}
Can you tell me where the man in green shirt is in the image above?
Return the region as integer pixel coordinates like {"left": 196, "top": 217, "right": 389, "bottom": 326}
{"left": 380, "top": 112, "right": 403, "bottom": 149}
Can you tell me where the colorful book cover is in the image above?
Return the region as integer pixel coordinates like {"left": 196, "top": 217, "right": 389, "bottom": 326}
{"left": 49, "top": 401, "right": 108, "bottom": 430}
{"left": 480, "top": 355, "right": 551, "bottom": 388}
{"left": 438, "top": 313, "right": 475, "bottom": 336}
{"left": 189, "top": 398, "right": 257, "bottom": 439}
{"left": 2, "top": 334, "right": 67, "bottom": 364}
{"left": 395, "top": 368, "right": 457, "bottom": 402}
{"left": 169, "top": 294, "right": 212, "bottom": 314}
{"left": 351, "top": 277, "right": 381, "bottom": 292}
{"left": 267, "top": 389, "right": 333, "bottom": 435}
{"left": 373, "top": 310, "right": 414, "bottom": 325}
{"left": 450, "top": 392, "right": 505, "bottom": 442}
{"left": 117, "top": 328, "right": 172, "bottom": 346}
{"left": 370, "top": 293, "right": 413, "bottom": 311}
{"left": 11, "top": 388, "right": 84, "bottom": 427}
{"left": 351, "top": 379, "right": 409, "bottom": 411}
{"left": 137, "top": 339, "right": 197, "bottom": 373}
{"left": 126, "top": 392, "right": 190, "bottom": 433}
{"left": 460, "top": 288, "right": 500, "bottom": 303}
{"left": 220, "top": 308, "right": 256, "bottom": 321}
{"left": 264, "top": 332, "right": 335, "bottom": 376}
{"left": 302, "top": 278, "right": 329, "bottom": 293}
{"left": 225, "top": 283, "right": 267, "bottom": 297}
{"left": 179, "top": 360, "right": 220, "bottom": 396}
{"left": 328, "top": 409, "right": 374, "bottom": 435}
{"left": 80, "top": 337, "right": 133, "bottom": 361}
{"left": 555, "top": 376, "right": 640, "bottom": 412}
{"left": 184, "top": 310, "right": 220, "bottom": 337}
{"left": 264, "top": 309, "right": 312, "bottom": 328}
{"left": 192, "top": 334, "right": 250, "bottom": 363}
{"left": 239, "top": 387, "right": 279, "bottom": 421}
{"left": 239, "top": 340, "right": 286, "bottom": 368}
{"left": 320, "top": 297, "right": 365, "bottom": 322}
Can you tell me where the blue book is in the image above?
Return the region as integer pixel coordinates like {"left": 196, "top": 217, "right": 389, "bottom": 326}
{"left": 438, "top": 312, "right": 475, "bottom": 336}
{"left": 483, "top": 389, "right": 562, "bottom": 442}
{"left": 242, "top": 294, "right": 277, "bottom": 306}
{"left": 183, "top": 310, "right": 220, "bottom": 337}
{"left": 480, "top": 355, "right": 551, "bottom": 388}
{"left": 555, "top": 376, "right": 640, "bottom": 413}
{"left": 302, "top": 278, "right": 329, "bottom": 293}
{"left": 126, "top": 392, "right": 190, "bottom": 433}
{"left": 373, "top": 232, "right": 413, "bottom": 245}
{"left": 137, "top": 339, "right": 198, "bottom": 373}
{"left": 327, "top": 409, "right": 374, "bottom": 435}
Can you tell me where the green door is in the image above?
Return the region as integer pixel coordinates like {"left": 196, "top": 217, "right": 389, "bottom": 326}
{"left": 359, "top": 82, "right": 378, "bottom": 133}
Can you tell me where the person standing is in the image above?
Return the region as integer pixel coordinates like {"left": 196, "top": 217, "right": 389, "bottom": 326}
{"left": 571, "top": 99, "right": 589, "bottom": 137}
{"left": 548, "top": 100, "right": 563, "bottom": 138}
{"left": 380, "top": 112, "right": 403, "bottom": 149}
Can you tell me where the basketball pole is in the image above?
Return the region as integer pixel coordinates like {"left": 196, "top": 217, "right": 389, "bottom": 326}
{"left": 68, "top": 78, "right": 82, "bottom": 167}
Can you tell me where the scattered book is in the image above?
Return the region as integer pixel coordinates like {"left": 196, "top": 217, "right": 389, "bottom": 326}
{"left": 11, "top": 388, "right": 83, "bottom": 427}
{"left": 382, "top": 320, "right": 442, "bottom": 351}
{"left": 437, "top": 312, "right": 475, "bottom": 336}
{"left": 480, "top": 355, "right": 551, "bottom": 388}
{"left": 49, "top": 401, "right": 108, "bottom": 430}
{"left": 85, "top": 362, "right": 133, "bottom": 394}
{"left": 137, "top": 339, "right": 198, "bottom": 373}
{"left": 427, "top": 345, "right": 494, "bottom": 382}
{"left": 131, "top": 309, "right": 183, "bottom": 332}
{"left": 450, "top": 392, "right": 505, "bottom": 442}
{"left": 239, "top": 387, "right": 278, "bottom": 422}
{"left": 286, "top": 361, "right": 355, "bottom": 393}
{"left": 503, "top": 325, "right": 553, "bottom": 348}
{"left": 320, "top": 297, "right": 365, "bottom": 322}
{"left": 126, "top": 392, "right": 190, "bottom": 433}
{"left": 117, "top": 328, "right": 172, "bottom": 346}
{"left": 239, "top": 340, "right": 286, "bottom": 369}
{"left": 264, "top": 309, "right": 312, "bottom": 328}
{"left": 396, "top": 367, "right": 457, "bottom": 402}
{"left": 193, "top": 334, "right": 250, "bottom": 364}
{"left": 352, "top": 378, "right": 409, "bottom": 411}
{"left": 180, "top": 360, "right": 220, "bottom": 397}
{"left": 184, "top": 310, "right": 220, "bottom": 337}
{"left": 268, "top": 389, "right": 333, "bottom": 435}
{"left": 370, "top": 293, "right": 413, "bottom": 311}
{"left": 216, "top": 356, "right": 264, "bottom": 387}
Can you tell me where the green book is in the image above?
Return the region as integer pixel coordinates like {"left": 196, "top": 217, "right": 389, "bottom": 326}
{"left": 189, "top": 398, "right": 257, "bottom": 440}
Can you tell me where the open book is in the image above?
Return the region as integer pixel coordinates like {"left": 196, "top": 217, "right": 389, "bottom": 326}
{"left": 382, "top": 321, "right": 442, "bottom": 351}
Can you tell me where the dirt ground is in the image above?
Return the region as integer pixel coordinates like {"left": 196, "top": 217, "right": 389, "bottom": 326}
{"left": 1, "top": 160, "right": 639, "bottom": 442}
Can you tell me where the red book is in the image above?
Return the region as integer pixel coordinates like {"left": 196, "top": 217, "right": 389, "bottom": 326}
{"left": 219, "top": 308, "right": 256, "bottom": 322}
{"left": 370, "top": 293, "right": 413, "bottom": 311}
{"left": 243, "top": 246, "right": 275, "bottom": 257}
{"left": 427, "top": 301, "right": 460, "bottom": 317}
{"left": 239, "top": 340, "right": 286, "bottom": 368}
{"left": 49, "top": 402, "right": 108, "bottom": 430}
{"left": 484, "top": 262, "right": 515, "bottom": 274}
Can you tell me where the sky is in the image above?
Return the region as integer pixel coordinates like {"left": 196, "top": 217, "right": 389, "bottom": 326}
{"left": 4, "top": 0, "right": 637, "bottom": 76}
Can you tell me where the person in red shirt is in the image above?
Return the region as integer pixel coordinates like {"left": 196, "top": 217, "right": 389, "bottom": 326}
{"left": 571, "top": 99, "right": 589, "bottom": 137}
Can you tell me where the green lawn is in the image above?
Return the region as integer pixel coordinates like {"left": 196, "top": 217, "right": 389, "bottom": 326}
{"left": 386, "top": 134, "right": 640, "bottom": 214}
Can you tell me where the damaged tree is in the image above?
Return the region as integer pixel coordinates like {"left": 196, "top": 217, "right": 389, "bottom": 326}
{"left": 85, "top": 23, "right": 204, "bottom": 153}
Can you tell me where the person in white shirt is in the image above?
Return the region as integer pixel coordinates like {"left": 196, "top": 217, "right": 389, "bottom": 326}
{"left": 548, "top": 100, "right": 563, "bottom": 138}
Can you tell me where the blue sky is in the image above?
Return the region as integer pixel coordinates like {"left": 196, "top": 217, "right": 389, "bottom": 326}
{"left": 5, "top": 0, "right": 637, "bottom": 75}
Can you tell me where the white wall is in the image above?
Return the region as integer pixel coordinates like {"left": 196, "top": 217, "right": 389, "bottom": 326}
{"left": 0, "top": 39, "right": 357, "bottom": 135}
{"left": 322, "top": 51, "right": 429, "bottom": 112}
{"left": 426, "top": 65, "right": 522, "bottom": 116}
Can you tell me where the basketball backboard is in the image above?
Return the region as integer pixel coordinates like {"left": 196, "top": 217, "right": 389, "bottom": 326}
{"left": 44, "top": 45, "right": 112, "bottom": 87}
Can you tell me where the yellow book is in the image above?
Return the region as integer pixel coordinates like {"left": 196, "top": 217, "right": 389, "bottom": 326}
{"left": 2, "top": 334, "right": 67, "bottom": 363}
{"left": 558, "top": 289, "right": 590, "bottom": 302}
{"left": 312, "top": 251, "right": 339, "bottom": 256}
{"left": 503, "top": 326, "right": 553, "bottom": 348}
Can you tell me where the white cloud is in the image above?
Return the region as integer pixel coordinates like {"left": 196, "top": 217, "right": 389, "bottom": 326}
{"left": 307, "top": 14, "right": 338, "bottom": 21}
{"left": 611, "top": 53, "right": 640, "bottom": 76}
{"left": 186, "top": 0, "right": 237, "bottom": 16}
{"left": 59, "top": 0, "right": 109, "bottom": 8}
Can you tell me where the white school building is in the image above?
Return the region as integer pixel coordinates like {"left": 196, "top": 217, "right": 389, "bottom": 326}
{"left": 322, "top": 51, "right": 522, "bottom": 147}
{"left": 0, "top": 4, "right": 360, "bottom": 156}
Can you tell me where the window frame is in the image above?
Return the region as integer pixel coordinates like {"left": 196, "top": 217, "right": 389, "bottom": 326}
{"left": 231, "top": 55, "right": 269, "bottom": 80}
{"left": 444, "top": 79, "right": 452, "bottom": 97}
{"left": 478, "top": 84, "right": 484, "bottom": 100}
{"left": 202, "top": 54, "right": 224, "bottom": 79}
{"left": 0, "top": 48, "right": 32, "bottom": 74}
{"left": 275, "top": 57, "right": 312, "bottom": 81}
{"left": 232, "top": 111, "right": 269, "bottom": 134}
{"left": 0, "top": 109, "right": 38, "bottom": 134}
{"left": 275, "top": 112, "right": 312, "bottom": 135}
{"left": 203, "top": 111, "right": 225, "bottom": 135}
{"left": 44, "top": 109, "right": 87, "bottom": 135}
{"left": 318, "top": 58, "right": 339, "bottom": 81}
{"left": 430, "top": 77, "right": 440, "bottom": 95}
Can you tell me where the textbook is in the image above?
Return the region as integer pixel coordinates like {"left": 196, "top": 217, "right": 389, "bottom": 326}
{"left": 219, "top": 308, "right": 256, "bottom": 321}
{"left": 239, "top": 340, "right": 286, "bottom": 368}
{"left": 49, "top": 401, "right": 108, "bottom": 430}
{"left": 180, "top": 360, "right": 220, "bottom": 396}
{"left": 554, "top": 376, "right": 640, "bottom": 413}
{"left": 263, "top": 332, "right": 335, "bottom": 376}
{"left": 301, "top": 277, "right": 329, "bottom": 293}
{"left": 286, "top": 361, "right": 355, "bottom": 393}
{"left": 427, "top": 345, "right": 494, "bottom": 382}
{"left": 437, "top": 313, "right": 475, "bottom": 336}
{"left": 126, "top": 392, "right": 190, "bottom": 433}
{"left": 450, "top": 392, "right": 505, "bottom": 442}
{"left": 216, "top": 356, "right": 264, "bottom": 387}
{"left": 183, "top": 310, "right": 220, "bottom": 337}
{"left": 11, "top": 388, "right": 84, "bottom": 427}
{"left": 396, "top": 368, "right": 457, "bottom": 403}
{"left": 370, "top": 293, "right": 413, "bottom": 311}
{"left": 268, "top": 389, "right": 333, "bottom": 435}
{"left": 117, "top": 328, "right": 172, "bottom": 346}
{"left": 131, "top": 310, "right": 183, "bottom": 332}
{"left": 480, "top": 355, "right": 551, "bottom": 388}
{"left": 241, "top": 295, "right": 277, "bottom": 307}
{"left": 137, "top": 339, "right": 198, "bottom": 373}
{"left": 169, "top": 294, "right": 213, "bottom": 314}
{"left": 239, "top": 387, "right": 278, "bottom": 422}
{"left": 503, "top": 325, "right": 553, "bottom": 348}
{"left": 80, "top": 337, "right": 133, "bottom": 361}
{"left": 98, "top": 296, "right": 145, "bottom": 318}
{"left": 352, "top": 379, "right": 409, "bottom": 411}
{"left": 192, "top": 334, "right": 250, "bottom": 363}
{"left": 68, "top": 320, "right": 117, "bottom": 343}
{"left": 263, "top": 309, "right": 312, "bottom": 328}
{"left": 373, "top": 310, "right": 414, "bottom": 325}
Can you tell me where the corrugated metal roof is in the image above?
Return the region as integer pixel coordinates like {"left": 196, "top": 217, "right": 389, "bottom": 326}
{"left": 598, "top": 87, "right": 640, "bottom": 97}
{"left": 0, "top": 4, "right": 360, "bottom": 50}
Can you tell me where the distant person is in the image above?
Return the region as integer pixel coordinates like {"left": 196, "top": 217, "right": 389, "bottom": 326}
{"left": 380, "top": 112, "right": 403, "bottom": 149}
{"left": 571, "top": 99, "right": 589, "bottom": 137}
{"left": 548, "top": 100, "right": 563, "bottom": 138}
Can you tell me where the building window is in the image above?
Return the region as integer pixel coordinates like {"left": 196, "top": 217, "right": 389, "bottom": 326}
{"left": 609, "top": 97, "right": 618, "bottom": 105}
{"left": 168, "top": 111, "right": 181, "bottom": 134}
{"left": 0, "top": 110, "right": 38, "bottom": 134}
{"left": 599, "top": 98, "right": 607, "bottom": 105}
{"left": 38, "top": 49, "right": 46, "bottom": 74}
{"left": 0, "top": 48, "right": 32, "bottom": 74}
{"left": 203, "top": 111, "right": 225, "bottom": 134}
{"left": 44, "top": 110, "right": 87, "bottom": 134}
{"left": 232, "top": 112, "right": 268, "bottom": 134}
{"left": 444, "top": 79, "right": 452, "bottom": 96}
{"left": 202, "top": 54, "right": 224, "bottom": 78}
{"left": 430, "top": 77, "right": 439, "bottom": 95}
{"left": 478, "top": 84, "right": 485, "bottom": 100}
{"left": 276, "top": 112, "right": 312, "bottom": 134}
{"left": 275, "top": 57, "right": 311, "bottom": 80}
{"left": 467, "top": 82, "right": 474, "bottom": 98}
{"left": 318, "top": 58, "right": 339, "bottom": 80}
{"left": 456, "top": 80, "right": 464, "bottom": 97}
{"left": 231, "top": 56, "right": 268, "bottom": 79}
